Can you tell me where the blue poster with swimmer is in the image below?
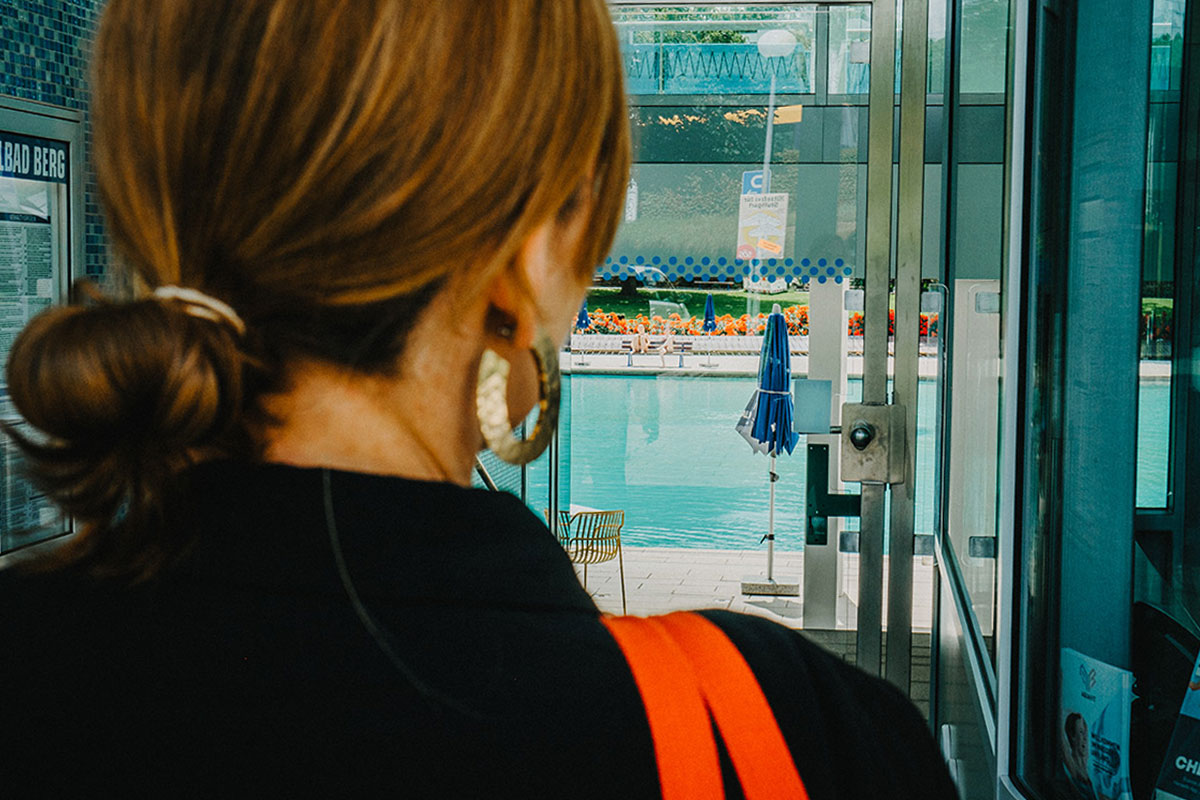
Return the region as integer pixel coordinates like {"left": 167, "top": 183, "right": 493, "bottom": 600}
{"left": 1060, "top": 648, "right": 1135, "bottom": 800}
{"left": 1155, "top": 652, "right": 1200, "bottom": 800}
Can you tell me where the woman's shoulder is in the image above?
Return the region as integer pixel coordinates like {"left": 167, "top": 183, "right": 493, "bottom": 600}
{"left": 695, "top": 608, "right": 901, "bottom": 703}
{"left": 694, "top": 609, "right": 959, "bottom": 799}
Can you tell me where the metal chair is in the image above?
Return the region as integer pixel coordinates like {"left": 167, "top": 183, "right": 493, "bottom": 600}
{"left": 556, "top": 510, "right": 627, "bottom": 614}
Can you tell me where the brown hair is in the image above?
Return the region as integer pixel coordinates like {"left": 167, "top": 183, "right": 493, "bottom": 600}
{"left": 5, "top": 0, "right": 630, "bottom": 580}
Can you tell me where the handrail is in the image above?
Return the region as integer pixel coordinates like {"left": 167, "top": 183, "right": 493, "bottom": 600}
{"left": 473, "top": 456, "right": 499, "bottom": 492}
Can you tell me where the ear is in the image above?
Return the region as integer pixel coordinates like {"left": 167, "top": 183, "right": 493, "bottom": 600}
{"left": 483, "top": 221, "right": 555, "bottom": 353}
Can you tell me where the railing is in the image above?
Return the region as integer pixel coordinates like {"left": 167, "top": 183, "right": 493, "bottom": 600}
{"left": 622, "top": 43, "right": 813, "bottom": 95}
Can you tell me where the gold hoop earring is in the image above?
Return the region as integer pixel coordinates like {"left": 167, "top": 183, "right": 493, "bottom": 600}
{"left": 476, "top": 331, "right": 560, "bottom": 465}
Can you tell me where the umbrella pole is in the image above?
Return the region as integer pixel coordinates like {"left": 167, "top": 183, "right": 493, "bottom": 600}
{"left": 767, "top": 453, "right": 776, "bottom": 581}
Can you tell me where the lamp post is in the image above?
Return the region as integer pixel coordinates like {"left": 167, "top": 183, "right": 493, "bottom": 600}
{"left": 756, "top": 28, "right": 797, "bottom": 195}
{"left": 753, "top": 29, "right": 797, "bottom": 295}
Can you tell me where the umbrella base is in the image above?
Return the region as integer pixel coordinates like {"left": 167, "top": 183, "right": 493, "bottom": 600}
{"left": 740, "top": 576, "right": 800, "bottom": 596}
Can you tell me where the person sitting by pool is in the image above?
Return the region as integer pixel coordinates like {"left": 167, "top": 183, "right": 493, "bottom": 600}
{"left": 659, "top": 320, "right": 676, "bottom": 367}
{"left": 0, "top": 1, "right": 958, "bottom": 797}
{"left": 632, "top": 323, "right": 651, "bottom": 354}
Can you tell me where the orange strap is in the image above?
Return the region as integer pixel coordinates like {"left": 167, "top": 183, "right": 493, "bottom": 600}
{"left": 603, "top": 612, "right": 808, "bottom": 800}
{"left": 603, "top": 615, "right": 723, "bottom": 800}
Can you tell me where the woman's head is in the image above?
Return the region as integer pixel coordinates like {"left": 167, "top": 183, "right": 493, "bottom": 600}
{"left": 6, "top": 0, "right": 629, "bottom": 578}
{"left": 92, "top": 0, "right": 628, "bottom": 360}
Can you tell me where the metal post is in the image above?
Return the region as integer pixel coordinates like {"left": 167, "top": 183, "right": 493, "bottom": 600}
{"left": 754, "top": 71, "right": 779, "bottom": 290}
{"left": 763, "top": 72, "right": 777, "bottom": 190}
{"left": 768, "top": 453, "right": 777, "bottom": 581}
{"left": 858, "top": 0, "right": 897, "bottom": 677}
{"left": 888, "top": 0, "right": 928, "bottom": 694}
{"left": 803, "top": 277, "right": 850, "bottom": 630}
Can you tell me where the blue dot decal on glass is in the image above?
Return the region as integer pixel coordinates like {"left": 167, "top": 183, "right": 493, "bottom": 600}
{"left": 835, "top": 258, "right": 844, "bottom": 267}
{"left": 801, "top": 258, "right": 811, "bottom": 267}
{"left": 818, "top": 275, "right": 827, "bottom": 284}
{"left": 635, "top": 255, "right": 645, "bottom": 265}
{"left": 826, "top": 267, "right": 835, "bottom": 276}
{"left": 718, "top": 257, "right": 728, "bottom": 266}
{"left": 619, "top": 256, "right": 628, "bottom": 264}
{"left": 835, "top": 276, "right": 844, "bottom": 284}
{"left": 818, "top": 258, "right": 827, "bottom": 267}
{"left": 726, "top": 266, "right": 735, "bottom": 275}
{"left": 791, "top": 265, "right": 802, "bottom": 277}
{"left": 785, "top": 258, "right": 794, "bottom": 267}
{"left": 685, "top": 256, "right": 694, "bottom": 265}
{"left": 668, "top": 256, "right": 677, "bottom": 265}
{"left": 651, "top": 255, "right": 661, "bottom": 265}
{"left": 742, "top": 266, "right": 751, "bottom": 276}
{"left": 701, "top": 256, "right": 711, "bottom": 266}
{"left": 844, "top": 267, "right": 853, "bottom": 276}
{"left": 709, "top": 265, "right": 718, "bottom": 275}
{"left": 809, "top": 267, "right": 819, "bottom": 276}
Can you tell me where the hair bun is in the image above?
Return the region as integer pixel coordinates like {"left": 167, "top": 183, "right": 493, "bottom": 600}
{"left": 4, "top": 299, "right": 247, "bottom": 575}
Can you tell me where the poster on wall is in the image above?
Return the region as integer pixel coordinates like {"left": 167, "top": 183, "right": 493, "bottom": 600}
{"left": 1154, "top": 652, "right": 1200, "bottom": 800}
{"left": 0, "top": 129, "right": 68, "bottom": 547}
{"left": 735, "top": 192, "right": 788, "bottom": 262}
{"left": 1060, "top": 648, "right": 1135, "bottom": 800}
{"left": 0, "top": 177, "right": 55, "bottom": 418}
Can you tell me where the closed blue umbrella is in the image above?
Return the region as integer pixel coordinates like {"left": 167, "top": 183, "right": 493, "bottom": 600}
{"left": 734, "top": 304, "right": 799, "bottom": 593}
{"left": 575, "top": 300, "right": 591, "bottom": 330}
{"left": 702, "top": 293, "right": 717, "bottom": 332}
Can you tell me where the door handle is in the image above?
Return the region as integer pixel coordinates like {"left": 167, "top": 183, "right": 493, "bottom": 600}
{"left": 806, "top": 443, "right": 862, "bottom": 545}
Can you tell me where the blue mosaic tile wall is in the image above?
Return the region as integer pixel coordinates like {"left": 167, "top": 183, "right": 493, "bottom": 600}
{"left": 0, "top": 0, "right": 107, "bottom": 279}
{"left": 599, "top": 255, "right": 855, "bottom": 285}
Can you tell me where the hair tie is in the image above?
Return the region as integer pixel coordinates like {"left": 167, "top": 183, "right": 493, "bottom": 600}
{"left": 152, "top": 286, "right": 246, "bottom": 336}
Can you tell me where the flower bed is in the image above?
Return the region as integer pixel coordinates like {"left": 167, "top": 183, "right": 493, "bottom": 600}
{"left": 581, "top": 306, "right": 939, "bottom": 338}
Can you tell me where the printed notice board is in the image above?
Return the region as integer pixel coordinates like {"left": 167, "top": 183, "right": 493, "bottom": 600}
{"left": 735, "top": 192, "right": 788, "bottom": 262}
{"left": 0, "top": 129, "right": 69, "bottom": 549}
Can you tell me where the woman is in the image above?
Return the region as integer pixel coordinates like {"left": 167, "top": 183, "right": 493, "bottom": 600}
{"left": 633, "top": 322, "right": 652, "bottom": 355}
{"left": 659, "top": 319, "right": 676, "bottom": 368}
{"left": 0, "top": 1, "right": 956, "bottom": 797}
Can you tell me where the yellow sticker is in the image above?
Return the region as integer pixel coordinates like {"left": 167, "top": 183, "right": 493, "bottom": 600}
{"left": 773, "top": 104, "right": 804, "bottom": 125}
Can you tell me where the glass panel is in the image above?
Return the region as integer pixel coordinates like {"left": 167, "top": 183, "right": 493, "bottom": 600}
{"left": 959, "top": 0, "right": 1009, "bottom": 94}
{"left": 943, "top": 165, "right": 1005, "bottom": 664}
{"left": 576, "top": 4, "right": 875, "bottom": 631}
{"left": 1138, "top": 0, "right": 1184, "bottom": 510}
{"left": 935, "top": 569, "right": 998, "bottom": 800}
{"left": 613, "top": 5, "right": 818, "bottom": 97}
{"left": 827, "top": 3, "right": 945, "bottom": 97}
{"left": 936, "top": 0, "right": 1012, "bottom": 699}
{"left": 828, "top": 6, "right": 872, "bottom": 95}
{"left": 1018, "top": 0, "right": 1166, "bottom": 794}
{"left": 1151, "top": 0, "right": 1185, "bottom": 91}
{"left": 0, "top": 129, "right": 71, "bottom": 554}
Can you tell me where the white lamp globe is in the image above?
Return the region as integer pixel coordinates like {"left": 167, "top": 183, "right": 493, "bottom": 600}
{"left": 757, "top": 29, "right": 798, "bottom": 59}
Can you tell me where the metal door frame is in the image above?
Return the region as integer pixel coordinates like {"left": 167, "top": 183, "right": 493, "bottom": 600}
{"left": 604, "top": 0, "right": 926, "bottom": 687}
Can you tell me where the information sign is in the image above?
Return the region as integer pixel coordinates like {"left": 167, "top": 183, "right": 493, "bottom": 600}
{"left": 742, "top": 170, "right": 766, "bottom": 195}
{"left": 735, "top": 192, "right": 788, "bottom": 262}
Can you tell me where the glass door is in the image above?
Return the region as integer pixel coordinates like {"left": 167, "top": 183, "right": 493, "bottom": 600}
{"left": 517, "top": 0, "right": 941, "bottom": 705}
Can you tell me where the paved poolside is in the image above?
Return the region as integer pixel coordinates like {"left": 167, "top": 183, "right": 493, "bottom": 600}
{"left": 572, "top": 546, "right": 935, "bottom": 631}
{"left": 574, "top": 547, "right": 937, "bottom": 713}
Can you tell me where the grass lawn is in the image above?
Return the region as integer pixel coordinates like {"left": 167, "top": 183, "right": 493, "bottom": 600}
{"left": 586, "top": 286, "right": 811, "bottom": 320}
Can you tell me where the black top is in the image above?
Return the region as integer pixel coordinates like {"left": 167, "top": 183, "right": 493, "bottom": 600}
{"left": 0, "top": 462, "right": 957, "bottom": 798}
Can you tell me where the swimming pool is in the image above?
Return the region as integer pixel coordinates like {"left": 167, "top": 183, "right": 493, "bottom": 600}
{"left": 526, "top": 374, "right": 1170, "bottom": 549}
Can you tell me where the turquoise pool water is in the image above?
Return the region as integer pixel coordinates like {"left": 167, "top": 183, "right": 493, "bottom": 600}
{"left": 526, "top": 374, "right": 1170, "bottom": 549}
